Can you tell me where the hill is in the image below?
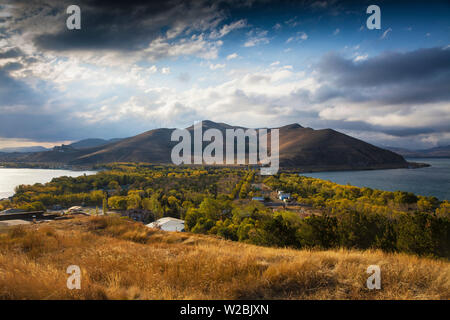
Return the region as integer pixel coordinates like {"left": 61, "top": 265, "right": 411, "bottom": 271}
{"left": 68, "top": 138, "right": 123, "bottom": 150}
{"left": 386, "top": 145, "right": 450, "bottom": 158}
{"left": 0, "top": 146, "right": 49, "bottom": 153}
{"left": 0, "top": 215, "right": 448, "bottom": 299}
{"left": 2, "top": 120, "right": 409, "bottom": 170}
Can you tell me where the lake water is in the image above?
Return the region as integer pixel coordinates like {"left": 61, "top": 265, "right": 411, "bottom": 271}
{"left": 300, "top": 158, "right": 450, "bottom": 200}
{"left": 0, "top": 168, "right": 97, "bottom": 199}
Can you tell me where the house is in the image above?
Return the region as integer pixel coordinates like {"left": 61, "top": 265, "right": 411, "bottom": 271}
{"left": 66, "top": 206, "right": 83, "bottom": 213}
{"left": 147, "top": 217, "right": 185, "bottom": 232}
{"left": 278, "top": 191, "right": 291, "bottom": 201}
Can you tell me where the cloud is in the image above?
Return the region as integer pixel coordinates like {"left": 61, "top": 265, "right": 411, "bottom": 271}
{"left": 0, "top": 47, "right": 24, "bottom": 59}
{"left": 210, "top": 19, "right": 247, "bottom": 39}
{"left": 310, "top": 1, "right": 328, "bottom": 9}
{"left": 1, "top": 47, "right": 449, "bottom": 149}
{"left": 177, "top": 72, "right": 190, "bottom": 82}
{"left": 244, "top": 29, "right": 269, "bottom": 47}
{"left": 317, "top": 48, "right": 450, "bottom": 99}
{"left": 353, "top": 54, "right": 368, "bottom": 62}
{"left": 333, "top": 28, "right": 340, "bottom": 35}
{"left": 1, "top": 0, "right": 233, "bottom": 65}
{"left": 11, "top": 0, "right": 223, "bottom": 52}
{"left": 209, "top": 63, "right": 226, "bottom": 70}
{"left": 311, "top": 47, "right": 450, "bottom": 142}
{"left": 380, "top": 27, "right": 392, "bottom": 39}
{"left": 284, "top": 17, "right": 299, "bottom": 27}
{"left": 226, "top": 53, "right": 238, "bottom": 60}
{"left": 144, "top": 35, "right": 223, "bottom": 61}
{"left": 0, "top": 66, "right": 41, "bottom": 106}
{"left": 286, "top": 31, "right": 308, "bottom": 43}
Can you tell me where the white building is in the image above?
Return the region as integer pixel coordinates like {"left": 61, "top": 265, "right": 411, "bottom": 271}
{"left": 147, "top": 217, "right": 185, "bottom": 232}
{"left": 67, "top": 206, "right": 83, "bottom": 213}
{"left": 277, "top": 191, "right": 291, "bottom": 201}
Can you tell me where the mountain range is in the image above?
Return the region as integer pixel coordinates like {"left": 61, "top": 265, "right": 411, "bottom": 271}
{"left": 0, "top": 138, "right": 122, "bottom": 154}
{"left": 0, "top": 146, "right": 50, "bottom": 153}
{"left": 385, "top": 145, "right": 450, "bottom": 158}
{"left": 0, "top": 121, "right": 417, "bottom": 171}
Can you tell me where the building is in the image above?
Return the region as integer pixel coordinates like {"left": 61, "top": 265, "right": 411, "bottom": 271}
{"left": 0, "top": 208, "right": 26, "bottom": 214}
{"left": 146, "top": 217, "right": 185, "bottom": 232}
{"left": 0, "top": 210, "right": 44, "bottom": 221}
{"left": 65, "top": 206, "right": 83, "bottom": 214}
{"left": 278, "top": 191, "right": 291, "bottom": 201}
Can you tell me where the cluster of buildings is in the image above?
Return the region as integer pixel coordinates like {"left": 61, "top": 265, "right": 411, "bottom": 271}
{"left": 251, "top": 188, "right": 291, "bottom": 203}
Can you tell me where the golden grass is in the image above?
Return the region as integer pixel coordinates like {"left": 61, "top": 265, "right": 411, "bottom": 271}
{"left": 0, "top": 215, "right": 448, "bottom": 300}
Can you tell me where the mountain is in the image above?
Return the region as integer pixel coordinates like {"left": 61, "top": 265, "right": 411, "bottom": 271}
{"left": 1, "top": 120, "right": 411, "bottom": 171}
{"left": 386, "top": 145, "right": 450, "bottom": 158}
{"left": 69, "top": 138, "right": 123, "bottom": 149}
{"left": 0, "top": 146, "right": 49, "bottom": 153}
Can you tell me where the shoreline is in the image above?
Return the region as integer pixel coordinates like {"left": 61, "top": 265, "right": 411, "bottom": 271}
{"left": 282, "top": 161, "right": 431, "bottom": 174}
{"left": 0, "top": 160, "right": 436, "bottom": 173}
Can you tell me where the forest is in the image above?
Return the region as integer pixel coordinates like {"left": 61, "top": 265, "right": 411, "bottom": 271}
{"left": 1, "top": 163, "right": 448, "bottom": 258}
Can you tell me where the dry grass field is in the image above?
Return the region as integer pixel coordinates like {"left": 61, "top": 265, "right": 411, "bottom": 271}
{"left": 0, "top": 215, "right": 448, "bottom": 300}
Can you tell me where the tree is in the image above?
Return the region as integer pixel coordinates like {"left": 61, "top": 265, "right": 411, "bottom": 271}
{"left": 108, "top": 196, "right": 127, "bottom": 210}
{"left": 142, "top": 194, "right": 163, "bottom": 220}
{"left": 102, "top": 194, "right": 108, "bottom": 215}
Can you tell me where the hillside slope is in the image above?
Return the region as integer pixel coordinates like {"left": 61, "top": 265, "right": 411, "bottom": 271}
{"left": 69, "top": 138, "right": 124, "bottom": 150}
{"left": 0, "top": 215, "right": 448, "bottom": 300}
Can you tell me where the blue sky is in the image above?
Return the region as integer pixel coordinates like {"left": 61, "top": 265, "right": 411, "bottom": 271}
{"left": 0, "top": 0, "right": 449, "bottom": 149}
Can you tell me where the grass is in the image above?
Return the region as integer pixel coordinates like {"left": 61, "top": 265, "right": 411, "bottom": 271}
{"left": 0, "top": 215, "right": 448, "bottom": 300}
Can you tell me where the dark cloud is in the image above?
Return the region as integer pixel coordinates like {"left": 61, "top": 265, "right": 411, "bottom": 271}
{"left": 0, "top": 66, "right": 41, "bottom": 106}
{"left": 0, "top": 47, "right": 24, "bottom": 59}
{"left": 304, "top": 118, "right": 443, "bottom": 138}
{"left": 7, "top": 0, "right": 225, "bottom": 52}
{"left": 1, "top": 62, "right": 23, "bottom": 72}
{"left": 319, "top": 47, "right": 450, "bottom": 86}
{"left": 317, "top": 47, "right": 450, "bottom": 105}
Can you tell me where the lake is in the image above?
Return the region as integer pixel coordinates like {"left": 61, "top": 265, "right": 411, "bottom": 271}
{"left": 0, "top": 168, "right": 98, "bottom": 199}
{"left": 300, "top": 158, "right": 450, "bottom": 200}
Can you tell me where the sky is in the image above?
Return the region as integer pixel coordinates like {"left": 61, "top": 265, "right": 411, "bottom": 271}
{"left": 0, "top": 0, "right": 449, "bottom": 150}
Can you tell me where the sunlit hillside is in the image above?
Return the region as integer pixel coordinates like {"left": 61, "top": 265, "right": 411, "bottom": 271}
{"left": 0, "top": 215, "right": 448, "bottom": 300}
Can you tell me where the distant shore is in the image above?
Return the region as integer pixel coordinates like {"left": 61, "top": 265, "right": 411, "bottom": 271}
{"left": 0, "top": 160, "right": 432, "bottom": 173}
{"left": 0, "top": 162, "right": 95, "bottom": 171}
{"left": 283, "top": 161, "right": 430, "bottom": 174}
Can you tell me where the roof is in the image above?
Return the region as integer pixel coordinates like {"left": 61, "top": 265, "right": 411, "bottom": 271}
{"left": 0, "top": 209, "right": 26, "bottom": 214}
{"left": 147, "top": 217, "right": 185, "bottom": 232}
